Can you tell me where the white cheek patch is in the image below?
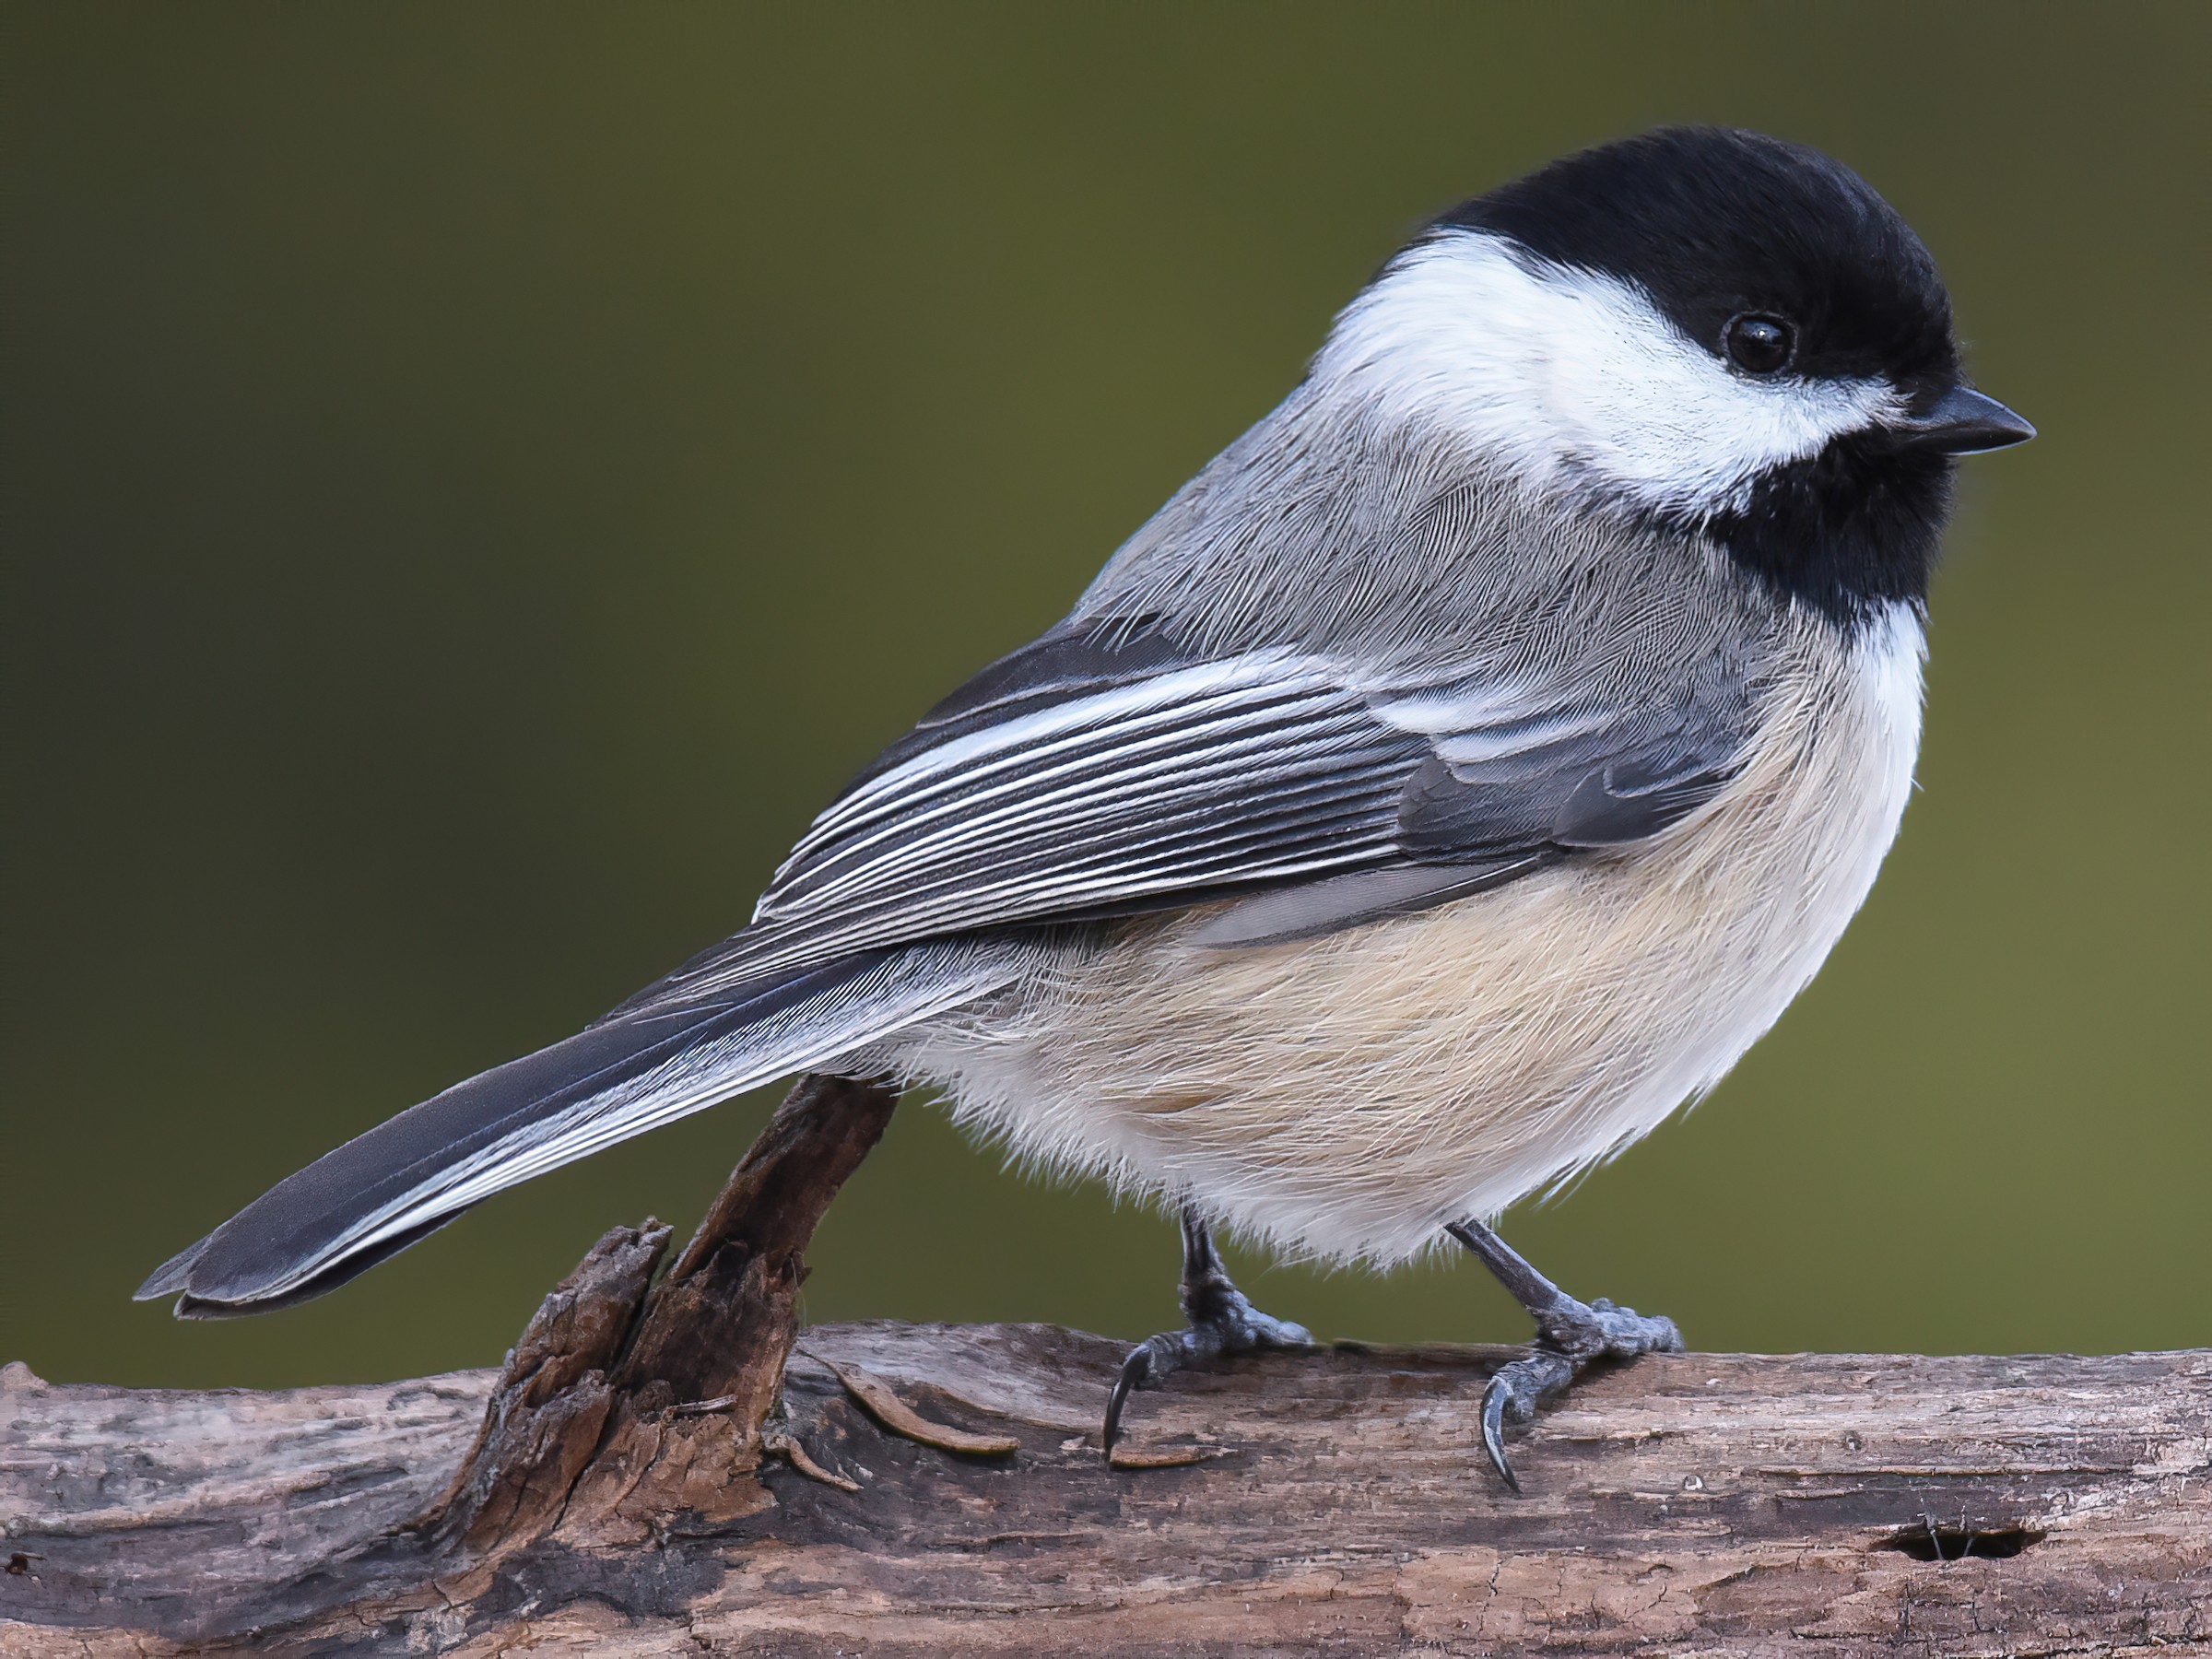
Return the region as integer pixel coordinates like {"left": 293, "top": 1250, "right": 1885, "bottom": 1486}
{"left": 1320, "top": 232, "right": 1902, "bottom": 519}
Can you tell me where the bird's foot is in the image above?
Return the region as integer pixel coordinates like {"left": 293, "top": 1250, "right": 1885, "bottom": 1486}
{"left": 1480, "top": 1292, "right": 1682, "bottom": 1491}
{"left": 1102, "top": 1276, "right": 1312, "bottom": 1456}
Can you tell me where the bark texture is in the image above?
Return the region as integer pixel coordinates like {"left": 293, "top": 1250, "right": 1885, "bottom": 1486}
{"left": 9, "top": 1331, "right": 2209, "bottom": 1653}
{"left": 413, "top": 1070, "right": 900, "bottom": 1583}
{"left": 4, "top": 1072, "right": 2206, "bottom": 1655}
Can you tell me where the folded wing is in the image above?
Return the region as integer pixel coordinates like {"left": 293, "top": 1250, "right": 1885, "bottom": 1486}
{"left": 618, "top": 615, "right": 1756, "bottom": 1010}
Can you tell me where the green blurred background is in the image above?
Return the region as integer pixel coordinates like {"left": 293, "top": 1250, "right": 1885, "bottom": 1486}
{"left": 6, "top": 4, "right": 2206, "bottom": 1390}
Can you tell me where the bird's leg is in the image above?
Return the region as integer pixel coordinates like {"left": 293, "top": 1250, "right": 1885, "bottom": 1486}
{"left": 1101, "top": 1207, "right": 1312, "bottom": 1455}
{"left": 1445, "top": 1218, "right": 1683, "bottom": 1491}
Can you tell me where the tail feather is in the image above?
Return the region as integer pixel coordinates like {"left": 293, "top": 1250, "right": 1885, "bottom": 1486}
{"left": 137, "top": 943, "right": 1014, "bottom": 1315}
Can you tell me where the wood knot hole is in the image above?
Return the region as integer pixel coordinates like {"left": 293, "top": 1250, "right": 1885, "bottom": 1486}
{"left": 1875, "top": 1520, "right": 2045, "bottom": 1563}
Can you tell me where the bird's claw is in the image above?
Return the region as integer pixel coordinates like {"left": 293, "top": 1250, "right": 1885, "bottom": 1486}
{"left": 1101, "top": 1288, "right": 1311, "bottom": 1456}
{"left": 1479, "top": 1294, "right": 1683, "bottom": 1490}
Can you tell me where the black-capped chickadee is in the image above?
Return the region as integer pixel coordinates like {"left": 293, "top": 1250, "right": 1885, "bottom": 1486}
{"left": 139, "top": 127, "right": 2031, "bottom": 1487}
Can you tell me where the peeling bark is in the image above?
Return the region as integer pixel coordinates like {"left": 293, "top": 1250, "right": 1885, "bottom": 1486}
{"left": 419, "top": 1071, "right": 900, "bottom": 1573}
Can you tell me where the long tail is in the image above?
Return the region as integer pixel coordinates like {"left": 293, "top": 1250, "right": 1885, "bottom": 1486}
{"left": 135, "top": 942, "right": 1015, "bottom": 1316}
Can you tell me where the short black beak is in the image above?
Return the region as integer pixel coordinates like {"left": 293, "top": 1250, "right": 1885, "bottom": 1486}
{"left": 1893, "top": 385, "right": 2036, "bottom": 455}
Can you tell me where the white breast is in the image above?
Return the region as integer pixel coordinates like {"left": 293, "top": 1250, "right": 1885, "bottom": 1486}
{"left": 892, "top": 606, "right": 1926, "bottom": 1268}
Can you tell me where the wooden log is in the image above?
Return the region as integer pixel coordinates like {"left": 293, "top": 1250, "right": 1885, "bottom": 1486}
{"left": 5, "top": 1071, "right": 2206, "bottom": 1654}
{"left": 4, "top": 1345, "right": 2212, "bottom": 1654}
{"left": 6, "top": 1332, "right": 2208, "bottom": 1653}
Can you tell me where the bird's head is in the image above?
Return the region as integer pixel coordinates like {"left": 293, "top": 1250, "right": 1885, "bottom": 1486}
{"left": 1321, "top": 126, "right": 2032, "bottom": 622}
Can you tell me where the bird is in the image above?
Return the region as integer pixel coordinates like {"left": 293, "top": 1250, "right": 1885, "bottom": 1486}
{"left": 138, "top": 126, "right": 2031, "bottom": 1488}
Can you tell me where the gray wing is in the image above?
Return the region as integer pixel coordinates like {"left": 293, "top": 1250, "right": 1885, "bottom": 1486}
{"left": 624, "top": 613, "right": 1754, "bottom": 1006}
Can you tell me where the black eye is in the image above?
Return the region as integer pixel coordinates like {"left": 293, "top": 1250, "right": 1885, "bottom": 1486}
{"left": 1724, "top": 313, "right": 1794, "bottom": 375}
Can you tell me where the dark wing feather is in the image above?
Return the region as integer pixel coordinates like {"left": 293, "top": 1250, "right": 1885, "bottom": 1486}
{"left": 619, "top": 616, "right": 1758, "bottom": 1012}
